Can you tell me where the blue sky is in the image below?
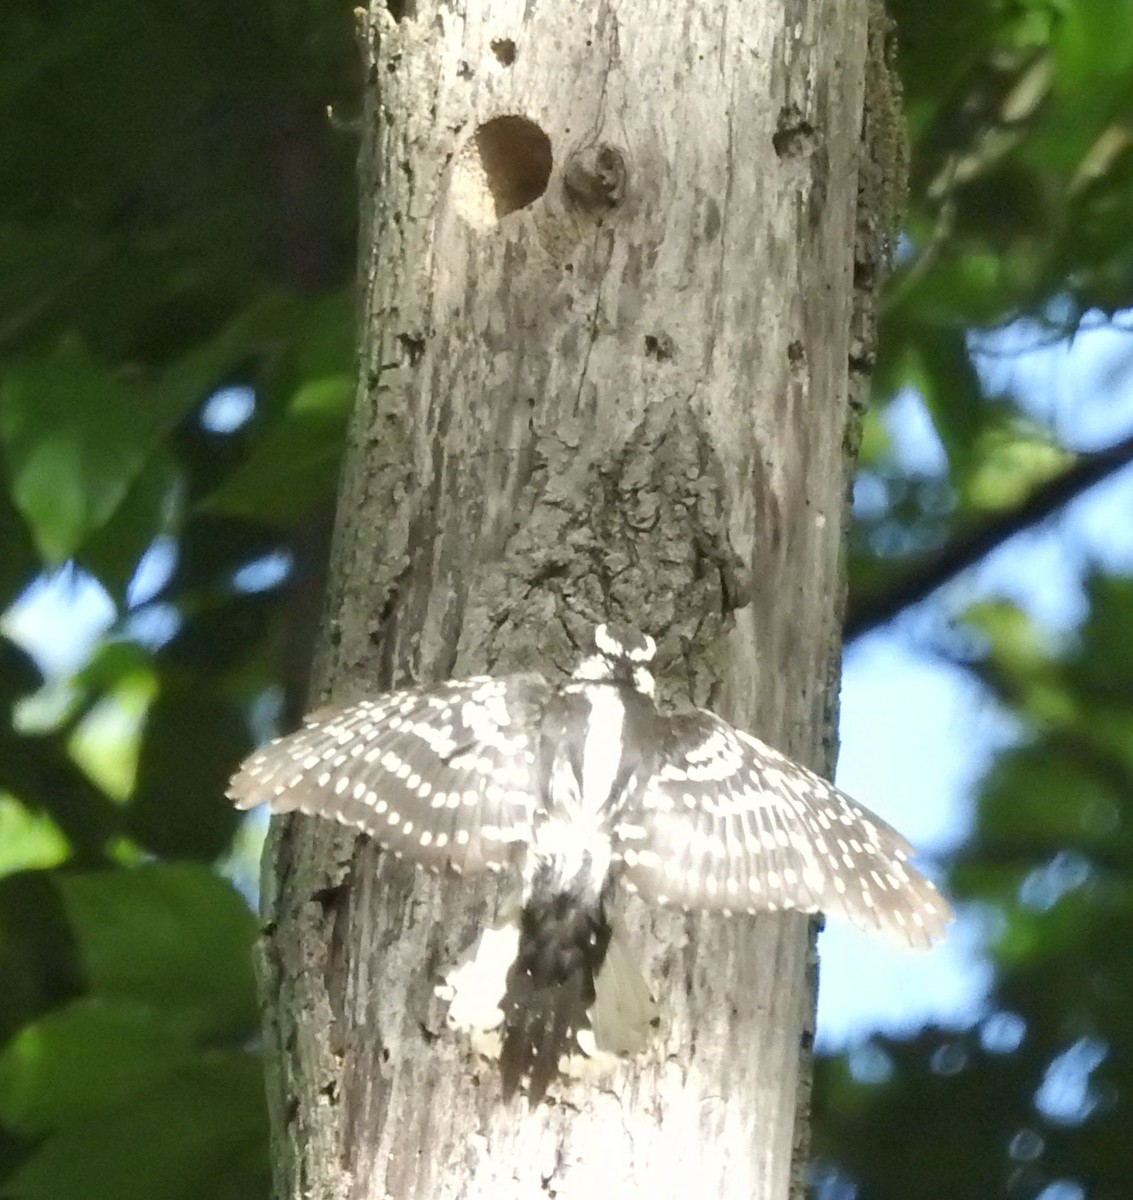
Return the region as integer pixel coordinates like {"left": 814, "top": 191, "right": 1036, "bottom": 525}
{"left": 5, "top": 323, "right": 1133, "bottom": 1050}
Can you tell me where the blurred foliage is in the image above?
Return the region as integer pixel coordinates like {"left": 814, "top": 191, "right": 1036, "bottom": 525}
{"left": 0, "top": 0, "right": 1131, "bottom": 1198}
{"left": 818, "top": 3, "right": 1133, "bottom": 1199}
{"left": 850, "top": 0, "right": 1133, "bottom": 629}
{"left": 0, "top": 0, "right": 356, "bottom": 1195}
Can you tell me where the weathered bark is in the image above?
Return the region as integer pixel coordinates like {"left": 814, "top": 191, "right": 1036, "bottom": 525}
{"left": 257, "top": 1, "right": 897, "bottom": 1197}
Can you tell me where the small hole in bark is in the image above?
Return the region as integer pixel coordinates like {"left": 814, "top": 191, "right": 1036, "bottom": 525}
{"left": 773, "top": 104, "right": 816, "bottom": 158}
{"left": 386, "top": 0, "right": 414, "bottom": 20}
{"left": 787, "top": 339, "right": 806, "bottom": 369}
{"left": 853, "top": 259, "right": 877, "bottom": 290}
{"left": 452, "top": 115, "right": 552, "bottom": 227}
{"left": 490, "top": 38, "right": 517, "bottom": 66}
{"left": 311, "top": 884, "right": 346, "bottom": 916}
{"left": 644, "top": 333, "right": 675, "bottom": 361}
{"left": 397, "top": 332, "right": 426, "bottom": 365}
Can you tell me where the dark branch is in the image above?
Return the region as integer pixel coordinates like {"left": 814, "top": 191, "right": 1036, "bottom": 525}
{"left": 845, "top": 430, "right": 1133, "bottom": 643}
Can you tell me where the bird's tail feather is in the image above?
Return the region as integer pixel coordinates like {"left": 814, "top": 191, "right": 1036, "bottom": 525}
{"left": 588, "top": 921, "right": 658, "bottom": 1057}
{"left": 499, "top": 892, "right": 611, "bottom": 1103}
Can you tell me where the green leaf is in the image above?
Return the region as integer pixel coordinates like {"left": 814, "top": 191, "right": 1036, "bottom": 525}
{"left": 905, "top": 328, "right": 989, "bottom": 474}
{"left": 126, "top": 672, "right": 255, "bottom": 860}
{"left": 0, "top": 997, "right": 197, "bottom": 1133}
{"left": 1072, "top": 574, "right": 1133, "bottom": 697}
{"left": 0, "top": 343, "right": 194, "bottom": 565}
{"left": 55, "top": 864, "right": 258, "bottom": 1042}
{"left": 0, "top": 872, "right": 82, "bottom": 1045}
{"left": 201, "top": 288, "right": 355, "bottom": 524}
{"left": 75, "top": 449, "right": 178, "bottom": 604}
{"left": 962, "top": 423, "right": 1071, "bottom": 512}
{"left": 204, "top": 375, "right": 352, "bottom": 523}
{"left": 0, "top": 799, "right": 68, "bottom": 877}
{"left": 1, "top": 1052, "right": 268, "bottom": 1200}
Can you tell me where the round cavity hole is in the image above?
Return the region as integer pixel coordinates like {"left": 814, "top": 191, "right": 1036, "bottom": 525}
{"left": 452, "top": 115, "right": 552, "bottom": 227}
{"left": 490, "top": 38, "right": 517, "bottom": 66}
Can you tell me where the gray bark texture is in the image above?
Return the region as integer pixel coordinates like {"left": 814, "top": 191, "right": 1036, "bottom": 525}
{"left": 257, "top": 1, "right": 898, "bottom": 1197}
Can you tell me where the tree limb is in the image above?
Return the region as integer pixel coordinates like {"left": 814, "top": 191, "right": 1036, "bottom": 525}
{"left": 845, "top": 429, "right": 1133, "bottom": 642}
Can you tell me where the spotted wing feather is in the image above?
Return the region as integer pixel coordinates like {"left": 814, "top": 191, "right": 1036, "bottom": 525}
{"left": 227, "top": 674, "right": 552, "bottom": 875}
{"left": 614, "top": 711, "right": 951, "bottom": 949}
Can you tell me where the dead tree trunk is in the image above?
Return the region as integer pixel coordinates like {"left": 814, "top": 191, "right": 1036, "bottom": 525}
{"left": 257, "top": 1, "right": 899, "bottom": 1197}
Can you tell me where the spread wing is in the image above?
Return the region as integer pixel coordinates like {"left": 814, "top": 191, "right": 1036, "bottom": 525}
{"left": 228, "top": 674, "right": 552, "bottom": 875}
{"left": 613, "top": 710, "right": 951, "bottom": 949}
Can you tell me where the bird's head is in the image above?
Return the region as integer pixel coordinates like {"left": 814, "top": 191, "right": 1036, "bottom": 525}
{"left": 571, "top": 622, "right": 657, "bottom": 696}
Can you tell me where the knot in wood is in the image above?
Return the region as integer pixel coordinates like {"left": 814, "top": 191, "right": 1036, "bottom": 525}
{"left": 562, "top": 143, "right": 628, "bottom": 213}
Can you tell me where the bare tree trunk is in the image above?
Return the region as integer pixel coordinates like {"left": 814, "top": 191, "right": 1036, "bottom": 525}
{"left": 257, "top": 1, "right": 897, "bottom": 1197}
